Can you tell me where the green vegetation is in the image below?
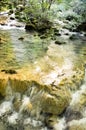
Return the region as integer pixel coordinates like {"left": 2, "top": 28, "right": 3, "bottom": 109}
{"left": 0, "top": 0, "right": 86, "bottom": 28}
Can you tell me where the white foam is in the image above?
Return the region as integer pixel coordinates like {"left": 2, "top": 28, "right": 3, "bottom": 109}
{"left": 24, "top": 118, "right": 42, "bottom": 127}
{"left": 54, "top": 118, "right": 66, "bottom": 130}
{"left": 8, "top": 112, "right": 19, "bottom": 125}
{"left": 42, "top": 72, "right": 57, "bottom": 85}
{"left": 19, "top": 95, "right": 31, "bottom": 113}
{"left": 68, "top": 117, "right": 86, "bottom": 128}
{"left": 0, "top": 101, "right": 12, "bottom": 116}
{"left": 41, "top": 127, "right": 48, "bottom": 130}
{"left": 0, "top": 25, "right": 24, "bottom": 30}
{"left": 70, "top": 83, "right": 86, "bottom": 106}
{"left": 35, "top": 66, "right": 41, "bottom": 72}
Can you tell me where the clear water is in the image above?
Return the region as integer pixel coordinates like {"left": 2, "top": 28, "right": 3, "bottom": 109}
{"left": 0, "top": 29, "right": 49, "bottom": 69}
{"left": 0, "top": 27, "right": 86, "bottom": 130}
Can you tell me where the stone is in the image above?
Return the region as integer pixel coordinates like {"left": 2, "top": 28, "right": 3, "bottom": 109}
{"left": 54, "top": 32, "right": 61, "bottom": 36}
{"left": 69, "top": 34, "right": 78, "bottom": 40}
{"left": 9, "top": 79, "right": 29, "bottom": 93}
{"left": 8, "top": 9, "right": 14, "bottom": 15}
{"left": 29, "top": 83, "right": 71, "bottom": 117}
{"left": 0, "top": 93, "right": 4, "bottom": 102}
{"left": 65, "top": 33, "right": 69, "bottom": 35}
{"left": 25, "top": 24, "right": 36, "bottom": 31}
{"left": 76, "top": 22, "right": 86, "bottom": 32}
{"left": 44, "top": 115, "right": 57, "bottom": 129}
{"left": 10, "top": 17, "right": 15, "bottom": 20}
{"left": 25, "top": 18, "right": 52, "bottom": 33}
{"left": 0, "top": 78, "right": 8, "bottom": 96}
{"left": 66, "top": 15, "right": 75, "bottom": 21}
{"left": 37, "top": 23, "right": 51, "bottom": 32}
{"left": 0, "top": 16, "right": 8, "bottom": 25}
{"left": 18, "top": 37, "right": 24, "bottom": 41}
{"left": 55, "top": 40, "right": 65, "bottom": 45}
{"left": 53, "top": 28, "right": 59, "bottom": 33}
{"left": 1, "top": 69, "right": 17, "bottom": 74}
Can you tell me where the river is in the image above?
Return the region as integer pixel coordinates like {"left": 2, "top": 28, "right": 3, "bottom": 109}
{"left": 0, "top": 24, "right": 86, "bottom": 130}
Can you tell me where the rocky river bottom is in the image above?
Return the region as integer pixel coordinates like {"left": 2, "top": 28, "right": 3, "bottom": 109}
{"left": 0, "top": 16, "right": 86, "bottom": 130}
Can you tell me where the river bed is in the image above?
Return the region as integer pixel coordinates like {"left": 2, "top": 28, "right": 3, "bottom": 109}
{"left": 0, "top": 24, "right": 86, "bottom": 130}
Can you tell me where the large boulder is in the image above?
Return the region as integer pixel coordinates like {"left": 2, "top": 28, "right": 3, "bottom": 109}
{"left": 25, "top": 18, "right": 52, "bottom": 33}
{"left": 28, "top": 83, "right": 71, "bottom": 117}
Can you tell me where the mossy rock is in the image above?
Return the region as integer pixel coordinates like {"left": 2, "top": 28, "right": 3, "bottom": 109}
{"left": 29, "top": 84, "right": 71, "bottom": 117}
{"left": 8, "top": 9, "right": 14, "bottom": 15}
{"left": 37, "top": 20, "right": 52, "bottom": 32}
{"left": 25, "top": 24, "right": 36, "bottom": 31}
{"left": 25, "top": 18, "right": 52, "bottom": 33}
{"left": 9, "top": 79, "right": 30, "bottom": 93}
{"left": 1, "top": 69, "right": 17, "bottom": 74}
{"left": 0, "top": 79, "right": 8, "bottom": 96}
{"left": 41, "top": 87, "right": 70, "bottom": 114}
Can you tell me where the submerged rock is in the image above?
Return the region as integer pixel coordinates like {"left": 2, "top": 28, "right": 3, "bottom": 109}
{"left": 1, "top": 69, "right": 17, "bottom": 74}
{"left": 18, "top": 36, "right": 24, "bottom": 41}
{"left": 55, "top": 40, "right": 65, "bottom": 45}
{"left": 29, "top": 83, "right": 71, "bottom": 117}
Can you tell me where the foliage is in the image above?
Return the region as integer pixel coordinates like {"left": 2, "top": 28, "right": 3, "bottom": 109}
{"left": 17, "top": 0, "right": 57, "bottom": 22}
{"left": 0, "top": 0, "right": 9, "bottom": 10}
{"left": 1, "top": 0, "right": 86, "bottom": 24}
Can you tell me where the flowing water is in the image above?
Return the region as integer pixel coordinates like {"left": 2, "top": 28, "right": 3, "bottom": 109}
{"left": 0, "top": 25, "right": 86, "bottom": 130}
{"left": 0, "top": 28, "right": 49, "bottom": 70}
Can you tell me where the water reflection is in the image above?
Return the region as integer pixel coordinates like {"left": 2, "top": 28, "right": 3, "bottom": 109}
{"left": 0, "top": 29, "right": 49, "bottom": 69}
{"left": 0, "top": 28, "right": 86, "bottom": 71}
